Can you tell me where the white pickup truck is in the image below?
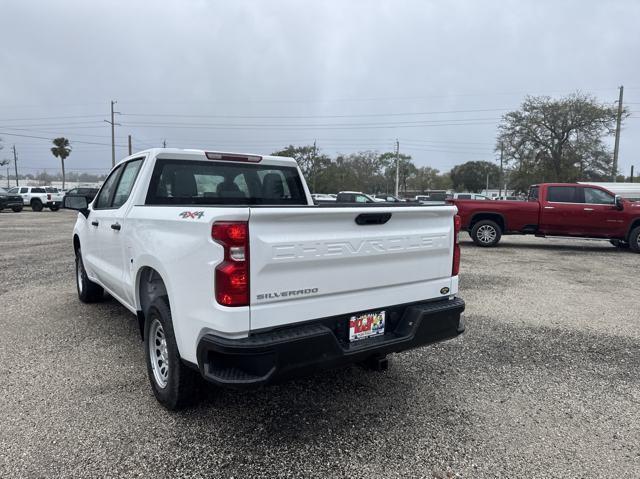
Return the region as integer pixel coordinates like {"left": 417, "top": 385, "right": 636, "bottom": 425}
{"left": 64, "top": 149, "right": 465, "bottom": 410}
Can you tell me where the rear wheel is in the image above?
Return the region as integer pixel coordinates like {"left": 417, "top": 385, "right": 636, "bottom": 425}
{"left": 144, "top": 297, "right": 197, "bottom": 410}
{"left": 470, "top": 220, "right": 502, "bottom": 247}
{"left": 12, "top": 205, "right": 23, "bottom": 212}
{"left": 629, "top": 226, "right": 640, "bottom": 253}
{"left": 31, "top": 199, "right": 43, "bottom": 212}
{"left": 75, "top": 249, "right": 104, "bottom": 302}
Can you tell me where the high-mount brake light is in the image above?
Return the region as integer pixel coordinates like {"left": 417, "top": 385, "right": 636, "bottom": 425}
{"left": 452, "top": 214, "right": 461, "bottom": 276}
{"left": 205, "top": 152, "right": 262, "bottom": 163}
{"left": 212, "top": 222, "right": 249, "bottom": 307}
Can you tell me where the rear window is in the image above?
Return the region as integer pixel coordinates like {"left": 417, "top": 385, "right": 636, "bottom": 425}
{"left": 146, "top": 159, "right": 307, "bottom": 205}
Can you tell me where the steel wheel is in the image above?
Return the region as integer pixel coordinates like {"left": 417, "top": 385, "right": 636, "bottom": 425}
{"left": 149, "top": 318, "right": 169, "bottom": 388}
{"left": 476, "top": 224, "right": 497, "bottom": 244}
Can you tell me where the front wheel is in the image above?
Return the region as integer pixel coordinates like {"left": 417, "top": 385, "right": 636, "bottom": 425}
{"left": 144, "top": 297, "right": 197, "bottom": 410}
{"left": 629, "top": 226, "right": 640, "bottom": 253}
{"left": 12, "top": 205, "right": 23, "bottom": 212}
{"left": 470, "top": 220, "right": 502, "bottom": 247}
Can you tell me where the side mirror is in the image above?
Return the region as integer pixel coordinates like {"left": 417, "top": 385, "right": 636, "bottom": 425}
{"left": 64, "top": 195, "right": 89, "bottom": 217}
{"left": 614, "top": 195, "right": 624, "bottom": 210}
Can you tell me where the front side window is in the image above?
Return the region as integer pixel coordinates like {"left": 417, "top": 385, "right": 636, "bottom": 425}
{"left": 547, "top": 186, "right": 579, "bottom": 203}
{"left": 94, "top": 165, "right": 124, "bottom": 209}
{"left": 112, "top": 159, "right": 143, "bottom": 208}
{"left": 584, "top": 187, "right": 614, "bottom": 205}
{"left": 146, "top": 159, "right": 306, "bottom": 205}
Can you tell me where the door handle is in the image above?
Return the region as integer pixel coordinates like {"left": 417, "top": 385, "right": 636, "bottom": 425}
{"left": 544, "top": 206, "right": 555, "bottom": 209}
{"left": 583, "top": 208, "right": 594, "bottom": 211}
{"left": 91, "top": 221, "right": 99, "bottom": 227}
{"left": 110, "top": 223, "right": 121, "bottom": 231}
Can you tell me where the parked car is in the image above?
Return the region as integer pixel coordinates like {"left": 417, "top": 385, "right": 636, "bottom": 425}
{"left": 0, "top": 187, "right": 24, "bottom": 212}
{"left": 453, "top": 193, "right": 490, "bottom": 200}
{"left": 65, "top": 148, "right": 465, "bottom": 410}
{"left": 374, "top": 194, "right": 405, "bottom": 202}
{"left": 493, "top": 195, "right": 523, "bottom": 201}
{"left": 64, "top": 187, "right": 100, "bottom": 204}
{"left": 452, "top": 182, "right": 640, "bottom": 252}
{"left": 336, "top": 191, "right": 380, "bottom": 203}
{"left": 7, "top": 186, "right": 61, "bottom": 211}
{"left": 311, "top": 193, "right": 336, "bottom": 201}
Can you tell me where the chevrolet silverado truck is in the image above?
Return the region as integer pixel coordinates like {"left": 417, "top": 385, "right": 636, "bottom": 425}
{"left": 64, "top": 148, "right": 465, "bottom": 410}
{"left": 453, "top": 183, "right": 640, "bottom": 252}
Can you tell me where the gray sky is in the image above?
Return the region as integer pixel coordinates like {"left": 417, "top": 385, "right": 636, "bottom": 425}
{"left": 1, "top": 0, "right": 638, "bottom": 178}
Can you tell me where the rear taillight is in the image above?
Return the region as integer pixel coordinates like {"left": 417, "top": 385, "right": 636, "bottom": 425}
{"left": 212, "top": 222, "right": 249, "bottom": 307}
{"left": 452, "top": 214, "right": 461, "bottom": 276}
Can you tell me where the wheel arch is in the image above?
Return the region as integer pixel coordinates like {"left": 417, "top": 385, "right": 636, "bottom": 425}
{"left": 135, "top": 265, "right": 170, "bottom": 340}
{"left": 627, "top": 217, "right": 640, "bottom": 240}
{"left": 469, "top": 212, "right": 507, "bottom": 232}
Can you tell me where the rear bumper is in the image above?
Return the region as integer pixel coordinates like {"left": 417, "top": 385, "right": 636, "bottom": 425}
{"left": 196, "top": 297, "right": 465, "bottom": 388}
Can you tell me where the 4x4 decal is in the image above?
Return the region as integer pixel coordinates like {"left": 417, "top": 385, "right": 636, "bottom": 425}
{"left": 179, "top": 211, "right": 205, "bottom": 219}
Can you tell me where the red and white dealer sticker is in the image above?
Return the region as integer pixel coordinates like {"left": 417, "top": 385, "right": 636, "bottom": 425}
{"left": 349, "top": 311, "right": 385, "bottom": 342}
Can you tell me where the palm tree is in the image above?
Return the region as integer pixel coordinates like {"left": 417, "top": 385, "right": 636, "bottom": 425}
{"left": 51, "top": 137, "right": 71, "bottom": 189}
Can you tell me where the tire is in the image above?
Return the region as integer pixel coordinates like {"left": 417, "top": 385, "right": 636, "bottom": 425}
{"left": 75, "top": 249, "right": 104, "bottom": 302}
{"left": 629, "top": 226, "right": 640, "bottom": 253}
{"left": 31, "top": 199, "right": 43, "bottom": 212}
{"left": 470, "top": 220, "right": 502, "bottom": 247}
{"left": 12, "top": 205, "right": 23, "bottom": 212}
{"left": 144, "top": 297, "right": 197, "bottom": 410}
{"left": 49, "top": 205, "right": 60, "bottom": 211}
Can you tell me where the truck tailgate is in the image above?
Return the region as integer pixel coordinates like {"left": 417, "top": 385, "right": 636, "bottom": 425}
{"left": 248, "top": 205, "right": 456, "bottom": 331}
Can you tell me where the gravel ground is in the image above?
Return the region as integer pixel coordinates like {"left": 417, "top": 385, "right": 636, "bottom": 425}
{"left": 1, "top": 210, "right": 638, "bottom": 478}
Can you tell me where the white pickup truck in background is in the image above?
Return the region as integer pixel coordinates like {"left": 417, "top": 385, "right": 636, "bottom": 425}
{"left": 64, "top": 148, "right": 465, "bottom": 410}
{"left": 8, "top": 186, "right": 62, "bottom": 211}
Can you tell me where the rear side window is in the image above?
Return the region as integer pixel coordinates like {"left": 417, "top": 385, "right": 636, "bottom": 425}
{"left": 32, "top": 187, "right": 46, "bottom": 194}
{"left": 547, "top": 186, "right": 579, "bottom": 203}
{"left": 145, "top": 159, "right": 307, "bottom": 205}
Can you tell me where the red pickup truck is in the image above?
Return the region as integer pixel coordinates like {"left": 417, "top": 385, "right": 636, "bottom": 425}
{"left": 453, "top": 183, "right": 640, "bottom": 252}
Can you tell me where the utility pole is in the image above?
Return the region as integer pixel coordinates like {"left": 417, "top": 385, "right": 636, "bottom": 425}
{"left": 631, "top": 165, "right": 634, "bottom": 183}
{"left": 128, "top": 135, "right": 132, "bottom": 155}
{"left": 6, "top": 167, "right": 9, "bottom": 188}
{"left": 612, "top": 85, "right": 624, "bottom": 181}
{"left": 162, "top": 139, "right": 167, "bottom": 148}
{"left": 312, "top": 139, "right": 317, "bottom": 193}
{"left": 394, "top": 139, "right": 400, "bottom": 197}
{"left": 105, "top": 100, "right": 120, "bottom": 167}
{"left": 486, "top": 172, "right": 489, "bottom": 195}
{"left": 12, "top": 145, "right": 18, "bottom": 186}
{"left": 498, "top": 142, "right": 504, "bottom": 198}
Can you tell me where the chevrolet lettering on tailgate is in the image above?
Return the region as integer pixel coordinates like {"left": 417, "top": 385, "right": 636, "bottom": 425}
{"left": 270, "top": 234, "right": 448, "bottom": 261}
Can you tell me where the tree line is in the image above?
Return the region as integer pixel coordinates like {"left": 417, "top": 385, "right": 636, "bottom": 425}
{"left": 1, "top": 92, "right": 632, "bottom": 194}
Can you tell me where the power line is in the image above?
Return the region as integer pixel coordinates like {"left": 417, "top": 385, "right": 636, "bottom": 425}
{"left": 0, "top": 131, "right": 128, "bottom": 147}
